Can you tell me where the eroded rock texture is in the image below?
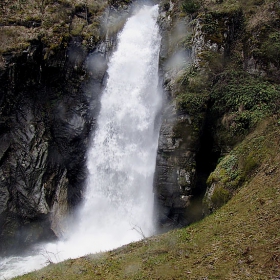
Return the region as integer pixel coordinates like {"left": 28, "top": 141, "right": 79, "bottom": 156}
{"left": 154, "top": 2, "right": 244, "bottom": 230}
{"left": 154, "top": 101, "right": 197, "bottom": 229}
{"left": 153, "top": 4, "right": 199, "bottom": 230}
{"left": 0, "top": 36, "right": 108, "bottom": 255}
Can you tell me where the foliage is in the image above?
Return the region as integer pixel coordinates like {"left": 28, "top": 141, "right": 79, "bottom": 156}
{"left": 259, "top": 31, "right": 280, "bottom": 67}
{"left": 177, "top": 91, "right": 209, "bottom": 115}
{"left": 173, "top": 68, "right": 210, "bottom": 136}
{"left": 211, "top": 70, "right": 280, "bottom": 136}
{"left": 182, "top": 0, "right": 201, "bottom": 14}
{"left": 201, "top": 13, "right": 219, "bottom": 35}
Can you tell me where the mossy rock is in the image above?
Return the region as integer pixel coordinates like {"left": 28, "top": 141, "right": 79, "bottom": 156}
{"left": 204, "top": 118, "right": 280, "bottom": 213}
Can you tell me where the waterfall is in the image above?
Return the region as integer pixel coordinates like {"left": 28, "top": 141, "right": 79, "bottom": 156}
{"left": 0, "top": 4, "right": 162, "bottom": 279}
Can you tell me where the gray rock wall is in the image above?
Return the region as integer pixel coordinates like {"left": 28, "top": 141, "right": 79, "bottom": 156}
{"left": 0, "top": 36, "right": 108, "bottom": 255}
{"left": 154, "top": 3, "right": 199, "bottom": 230}
{"left": 0, "top": 0, "right": 136, "bottom": 255}
{"left": 154, "top": 2, "right": 244, "bottom": 230}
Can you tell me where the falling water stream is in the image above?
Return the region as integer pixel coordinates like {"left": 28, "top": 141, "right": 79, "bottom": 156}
{"left": 0, "top": 5, "right": 162, "bottom": 279}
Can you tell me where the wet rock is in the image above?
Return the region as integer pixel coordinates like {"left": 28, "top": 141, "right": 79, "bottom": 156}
{"left": 154, "top": 100, "right": 197, "bottom": 229}
{"left": 0, "top": 36, "right": 107, "bottom": 255}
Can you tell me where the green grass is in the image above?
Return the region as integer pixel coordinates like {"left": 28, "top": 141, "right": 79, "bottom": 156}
{"left": 14, "top": 118, "right": 280, "bottom": 280}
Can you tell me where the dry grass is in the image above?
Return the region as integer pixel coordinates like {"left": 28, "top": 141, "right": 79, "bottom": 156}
{"left": 0, "top": 0, "right": 107, "bottom": 55}
{"left": 245, "top": 1, "right": 279, "bottom": 30}
{"left": 200, "top": 0, "right": 279, "bottom": 31}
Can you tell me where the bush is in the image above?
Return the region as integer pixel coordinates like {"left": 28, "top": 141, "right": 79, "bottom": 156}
{"left": 182, "top": 0, "right": 201, "bottom": 14}
{"left": 177, "top": 92, "right": 209, "bottom": 115}
{"left": 260, "top": 32, "right": 280, "bottom": 67}
{"left": 211, "top": 70, "right": 280, "bottom": 135}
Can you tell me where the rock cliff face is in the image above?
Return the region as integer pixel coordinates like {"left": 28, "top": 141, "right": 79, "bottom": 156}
{"left": 0, "top": 23, "right": 110, "bottom": 257}
{"left": 154, "top": 0, "right": 280, "bottom": 229}
{"left": 0, "top": 0, "right": 139, "bottom": 256}
{"left": 154, "top": 3, "right": 207, "bottom": 230}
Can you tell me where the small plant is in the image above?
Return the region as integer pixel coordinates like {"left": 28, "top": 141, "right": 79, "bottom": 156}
{"left": 211, "top": 70, "right": 280, "bottom": 137}
{"left": 260, "top": 31, "right": 280, "bottom": 67}
{"left": 40, "top": 248, "right": 61, "bottom": 265}
{"left": 182, "top": 0, "right": 201, "bottom": 14}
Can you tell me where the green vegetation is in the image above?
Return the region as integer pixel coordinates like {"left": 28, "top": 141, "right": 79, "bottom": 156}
{"left": 205, "top": 118, "right": 280, "bottom": 211}
{"left": 207, "top": 154, "right": 242, "bottom": 191}
{"left": 176, "top": 68, "right": 209, "bottom": 114}
{"left": 0, "top": 0, "right": 108, "bottom": 55}
{"left": 178, "top": 91, "right": 209, "bottom": 115}
{"left": 182, "top": 0, "right": 201, "bottom": 14}
{"left": 211, "top": 70, "right": 280, "bottom": 135}
{"left": 210, "top": 185, "right": 231, "bottom": 208}
{"left": 255, "top": 31, "right": 280, "bottom": 68}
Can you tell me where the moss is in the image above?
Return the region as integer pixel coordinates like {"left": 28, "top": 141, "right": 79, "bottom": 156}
{"left": 211, "top": 185, "right": 231, "bottom": 209}
{"left": 0, "top": 0, "right": 108, "bottom": 57}
{"left": 207, "top": 153, "right": 243, "bottom": 194}
{"left": 70, "top": 17, "right": 86, "bottom": 36}
{"left": 243, "top": 152, "right": 259, "bottom": 176}
{"left": 199, "top": 50, "right": 224, "bottom": 73}
{"left": 205, "top": 118, "right": 279, "bottom": 212}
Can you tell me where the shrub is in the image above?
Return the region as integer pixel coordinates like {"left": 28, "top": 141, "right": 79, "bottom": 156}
{"left": 182, "top": 0, "right": 201, "bottom": 14}
{"left": 177, "top": 92, "right": 209, "bottom": 115}
{"left": 260, "top": 32, "right": 280, "bottom": 67}
{"left": 211, "top": 70, "right": 280, "bottom": 136}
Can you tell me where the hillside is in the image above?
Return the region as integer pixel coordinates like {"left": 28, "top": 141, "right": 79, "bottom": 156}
{"left": 14, "top": 119, "right": 280, "bottom": 279}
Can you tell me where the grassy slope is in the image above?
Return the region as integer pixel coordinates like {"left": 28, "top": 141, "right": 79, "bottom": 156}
{"left": 15, "top": 119, "right": 280, "bottom": 279}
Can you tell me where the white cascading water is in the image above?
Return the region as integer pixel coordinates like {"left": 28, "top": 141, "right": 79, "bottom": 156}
{"left": 0, "top": 5, "right": 162, "bottom": 279}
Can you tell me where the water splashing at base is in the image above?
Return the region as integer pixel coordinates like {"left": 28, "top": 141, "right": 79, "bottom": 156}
{"left": 0, "top": 5, "right": 162, "bottom": 279}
